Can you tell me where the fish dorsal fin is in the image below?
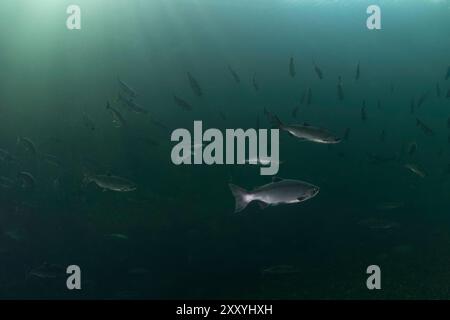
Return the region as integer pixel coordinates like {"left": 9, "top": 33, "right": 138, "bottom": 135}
{"left": 256, "top": 201, "right": 269, "bottom": 210}
{"left": 272, "top": 176, "right": 283, "bottom": 183}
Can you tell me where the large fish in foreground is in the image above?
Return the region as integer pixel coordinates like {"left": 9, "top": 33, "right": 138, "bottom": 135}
{"left": 84, "top": 174, "right": 137, "bottom": 192}
{"left": 272, "top": 115, "right": 341, "bottom": 144}
{"left": 229, "top": 178, "right": 319, "bottom": 213}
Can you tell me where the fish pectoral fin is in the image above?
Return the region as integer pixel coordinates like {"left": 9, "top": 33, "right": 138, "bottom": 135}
{"left": 256, "top": 201, "right": 269, "bottom": 209}
{"left": 272, "top": 176, "right": 283, "bottom": 183}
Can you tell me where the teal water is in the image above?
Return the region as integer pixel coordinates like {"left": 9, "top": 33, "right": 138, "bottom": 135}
{"left": 0, "top": 0, "right": 450, "bottom": 299}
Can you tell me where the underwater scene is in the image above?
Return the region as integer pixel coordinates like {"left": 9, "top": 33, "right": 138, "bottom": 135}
{"left": 0, "top": 0, "right": 450, "bottom": 299}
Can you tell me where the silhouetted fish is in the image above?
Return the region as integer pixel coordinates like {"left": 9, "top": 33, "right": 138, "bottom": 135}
{"left": 291, "top": 105, "right": 300, "bottom": 119}
{"left": 173, "top": 95, "right": 193, "bottom": 111}
{"left": 416, "top": 118, "right": 434, "bottom": 136}
{"left": 313, "top": 60, "right": 323, "bottom": 79}
{"left": 417, "top": 92, "right": 428, "bottom": 108}
{"left": 228, "top": 65, "right": 240, "bottom": 83}
{"left": 355, "top": 61, "right": 360, "bottom": 80}
{"left": 187, "top": 72, "right": 202, "bottom": 97}
{"left": 361, "top": 105, "right": 367, "bottom": 122}
{"left": 252, "top": 73, "right": 259, "bottom": 91}
{"left": 289, "top": 56, "right": 296, "bottom": 78}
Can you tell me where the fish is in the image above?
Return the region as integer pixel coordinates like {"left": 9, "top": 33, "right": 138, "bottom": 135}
{"left": 312, "top": 60, "right": 323, "bottom": 79}
{"left": 187, "top": 72, "right": 202, "bottom": 97}
{"left": 82, "top": 111, "right": 95, "bottom": 131}
{"left": 229, "top": 177, "right": 319, "bottom": 213}
{"left": 261, "top": 265, "right": 301, "bottom": 275}
{"left": 343, "top": 128, "right": 350, "bottom": 141}
{"left": 271, "top": 116, "right": 341, "bottom": 144}
{"left": 436, "top": 83, "right": 441, "bottom": 98}
{"left": 173, "top": 95, "right": 193, "bottom": 111}
{"left": 337, "top": 76, "right": 344, "bottom": 101}
{"left": 377, "top": 202, "right": 404, "bottom": 211}
{"left": 446, "top": 66, "right": 450, "bottom": 80}
{"left": 405, "top": 163, "right": 426, "bottom": 178}
{"left": 42, "top": 153, "right": 61, "bottom": 167}
{"left": 252, "top": 73, "right": 259, "bottom": 91}
{"left": 29, "top": 263, "right": 66, "bottom": 279}
{"left": 300, "top": 90, "right": 306, "bottom": 104}
{"left": 0, "top": 148, "right": 17, "bottom": 163}
{"left": 17, "top": 171, "right": 35, "bottom": 191}
{"left": 361, "top": 106, "right": 367, "bottom": 122}
{"left": 84, "top": 174, "right": 137, "bottom": 192}
{"left": 228, "top": 65, "right": 240, "bottom": 83}
{"left": 118, "top": 77, "right": 137, "bottom": 98}
{"left": 306, "top": 88, "right": 312, "bottom": 106}
{"left": 416, "top": 118, "right": 434, "bottom": 136}
{"left": 407, "top": 141, "right": 417, "bottom": 156}
{"left": 0, "top": 176, "right": 16, "bottom": 189}
{"left": 106, "top": 101, "right": 126, "bottom": 128}
{"left": 291, "top": 105, "right": 300, "bottom": 118}
{"left": 355, "top": 61, "right": 360, "bottom": 80}
{"left": 105, "top": 233, "right": 129, "bottom": 240}
{"left": 17, "top": 137, "right": 37, "bottom": 155}
{"left": 358, "top": 218, "right": 399, "bottom": 230}
{"left": 417, "top": 92, "right": 428, "bottom": 108}
{"left": 244, "top": 157, "right": 283, "bottom": 166}
{"left": 289, "top": 56, "right": 296, "bottom": 78}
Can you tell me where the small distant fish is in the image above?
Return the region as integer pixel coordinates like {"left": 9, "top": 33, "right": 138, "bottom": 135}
{"left": 416, "top": 118, "right": 434, "bottom": 136}
{"left": 312, "top": 60, "right": 323, "bottom": 79}
{"left": 343, "top": 128, "right": 350, "bottom": 141}
{"left": 358, "top": 218, "right": 399, "bottom": 230}
{"left": 105, "top": 233, "right": 129, "bottom": 240}
{"left": 173, "top": 95, "right": 193, "bottom": 111}
{"left": 337, "top": 76, "right": 344, "bottom": 101}
{"left": 187, "top": 72, "right": 202, "bottom": 97}
{"left": 361, "top": 106, "right": 367, "bottom": 122}
{"left": 271, "top": 116, "right": 341, "bottom": 144}
{"left": 29, "top": 263, "right": 65, "bottom": 279}
{"left": 407, "top": 141, "right": 418, "bottom": 156}
{"left": 228, "top": 65, "right": 240, "bottom": 83}
{"left": 306, "top": 88, "right": 312, "bottom": 106}
{"left": 405, "top": 163, "right": 427, "bottom": 178}
{"left": 289, "top": 56, "right": 296, "bottom": 78}
{"left": 82, "top": 111, "right": 95, "bottom": 131}
{"left": 252, "top": 73, "right": 259, "bottom": 91}
{"left": 446, "top": 66, "right": 450, "bottom": 80}
{"left": 17, "top": 171, "right": 35, "bottom": 191}
{"left": 380, "top": 129, "right": 386, "bottom": 143}
{"left": 355, "top": 61, "right": 360, "bottom": 80}
{"left": 0, "top": 176, "right": 16, "bottom": 189}
{"left": 377, "top": 202, "right": 404, "bottom": 211}
{"left": 106, "top": 101, "right": 126, "bottom": 128}
{"left": 42, "top": 154, "right": 61, "bottom": 167}
{"left": 118, "top": 77, "right": 137, "bottom": 98}
{"left": 17, "top": 137, "right": 37, "bottom": 155}
{"left": 417, "top": 92, "right": 428, "bottom": 108}
{"left": 436, "top": 83, "right": 441, "bottom": 98}
{"left": 117, "top": 92, "right": 147, "bottom": 114}
{"left": 262, "top": 265, "right": 301, "bottom": 275}
{"left": 84, "top": 174, "right": 137, "bottom": 192}
{"left": 229, "top": 177, "right": 319, "bottom": 213}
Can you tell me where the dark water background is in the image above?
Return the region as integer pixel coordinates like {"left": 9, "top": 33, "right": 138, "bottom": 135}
{"left": 0, "top": 0, "right": 450, "bottom": 299}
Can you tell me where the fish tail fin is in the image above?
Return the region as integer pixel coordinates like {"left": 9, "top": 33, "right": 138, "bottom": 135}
{"left": 271, "top": 115, "right": 284, "bottom": 129}
{"left": 228, "top": 183, "right": 251, "bottom": 213}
